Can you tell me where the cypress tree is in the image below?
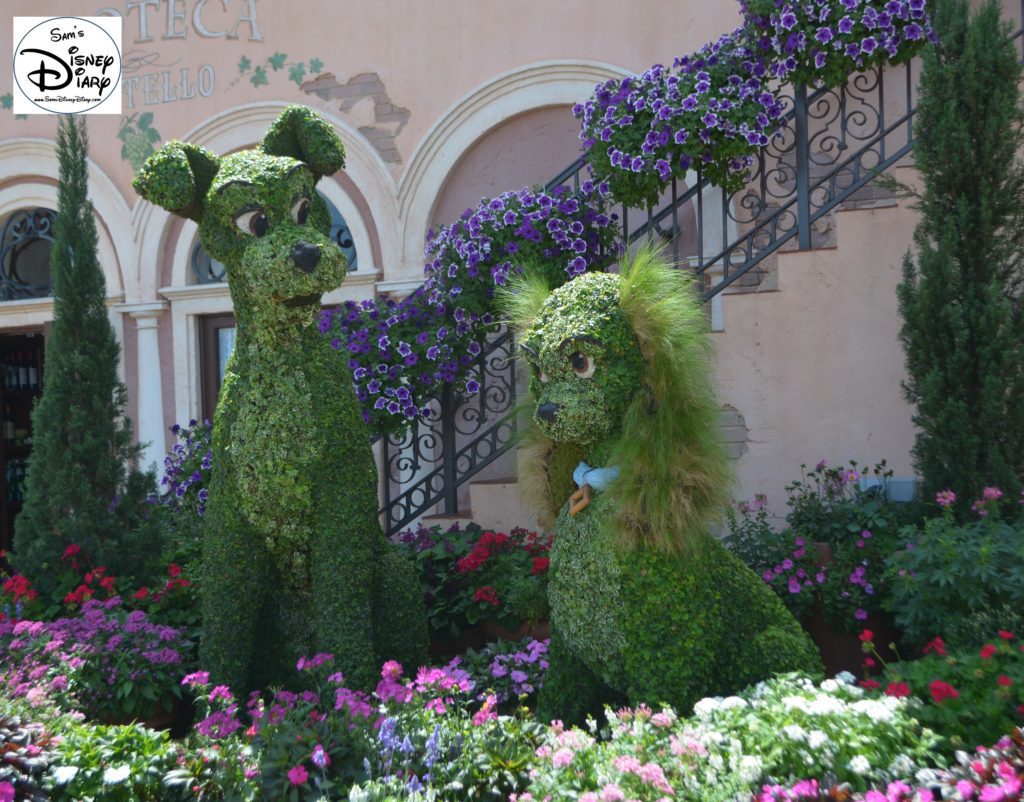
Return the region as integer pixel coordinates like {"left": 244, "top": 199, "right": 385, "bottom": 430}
{"left": 14, "top": 116, "right": 160, "bottom": 597}
{"left": 897, "top": 0, "right": 1024, "bottom": 508}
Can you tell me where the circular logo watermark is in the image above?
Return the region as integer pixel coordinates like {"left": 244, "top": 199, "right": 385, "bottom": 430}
{"left": 12, "top": 16, "right": 122, "bottom": 115}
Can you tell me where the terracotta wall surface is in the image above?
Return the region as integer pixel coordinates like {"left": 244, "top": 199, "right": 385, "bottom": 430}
{"left": 1, "top": 0, "right": 744, "bottom": 203}
{"left": 714, "top": 185, "right": 921, "bottom": 514}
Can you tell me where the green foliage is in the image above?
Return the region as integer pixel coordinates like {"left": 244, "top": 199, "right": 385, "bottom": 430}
{"left": 14, "top": 115, "right": 162, "bottom": 601}
{"left": 897, "top": 0, "right": 1024, "bottom": 507}
{"left": 722, "top": 494, "right": 788, "bottom": 574}
{"left": 517, "top": 248, "right": 820, "bottom": 722}
{"left": 133, "top": 106, "right": 427, "bottom": 693}
{"left": 882, "top": 632, "right": 1024, "bottom": 756}
{"left": 47, "top": 721, "right": 180, "bottom": 802}
{"left": 944, "top": 603, "right": 1024, "bottom": 652}
{"left": 883, "top": 504, "right": 1024, "bottom": 646}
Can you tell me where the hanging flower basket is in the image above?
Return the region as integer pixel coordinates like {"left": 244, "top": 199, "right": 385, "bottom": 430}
{"left": 740, "top": 0, "right": 935, "bottom": 89}
{"left": 575, "top": 28, "right": 786, "bottom": 208}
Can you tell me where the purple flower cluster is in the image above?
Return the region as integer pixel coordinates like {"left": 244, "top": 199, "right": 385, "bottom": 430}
{"left": 161, "top": 419, "right": 212, "bottom": 516}
{"left": 483, "top": 637, "right": 549, "bottom": 704}
{"left": 762, "top": 537, "right": 827, "bottom": 620}
{"left": 741, "top": 0, "right": 935, "bottom": 89}
{"left": 0, "top": 597, "right": 192, "bottom": 719}
{"left": 575, "top": 28, "right": 785, "bottom": 206}
{"left": 324, "top": 184, "right": 618, "bottom": 435}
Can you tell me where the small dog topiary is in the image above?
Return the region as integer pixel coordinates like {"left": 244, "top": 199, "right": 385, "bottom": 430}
{"left": 133, "top": 106, "right": 427, "bottom": 692}
{"left": 507, "top": 246, "right": 821, "bottom": 723}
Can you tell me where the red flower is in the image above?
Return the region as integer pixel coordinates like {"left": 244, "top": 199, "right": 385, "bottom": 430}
{"left": 99, "top": 576, "right": 116, "bottom": 593}
{"left": 885, "top": 681, "right": 911, "bottom": 698}
{"left": 863, "top": 657, "right": 876, "bottom": 668}
{"left": 472, "top": 586, "right": 500, "bottom": 607}
{"left": 531, "top": 557, "right": 550, "bottom": 575}
{"left": 859, "top": 678, "right": 880, "bottom": 690}
{"left": 134, "top": 587, "right": 149, "bottom": 601}
{"left": 1018, "top": 704, "right": 1024, "bottom": 716}
{"left": 929, "top": 679, "right": 959, "bottom": 704}
{"left": 2, "top": 574, "right": 35, "bottom": 603}
{"left": 998, "top": 630, "right": 1015, "bottom": 641}
{"left": 167, "top": 563, "right": 182, "bottom": 578}
{"left": 923, "top": 637, "right": 947, "bottom": 656}
{"left": 61, "top": 544, "right": 81, "bottom": 561}
{"left": 980, "top": 643, "right": 997, "bottom": 660}
{"left": 997, "top": 675, "right": 1013, "bottom": 688}
{"left": 859, "top": 629, "right": 874, "bottom": 643}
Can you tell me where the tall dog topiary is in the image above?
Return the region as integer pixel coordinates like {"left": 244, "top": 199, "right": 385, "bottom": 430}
{"left": 133, "top": 106, "right": 427, "bottom": 692}
{"left": 508, "top": 247, "right": 821, "bottom": 723}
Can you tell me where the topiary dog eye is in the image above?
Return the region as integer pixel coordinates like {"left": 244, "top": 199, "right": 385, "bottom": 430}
{"left": 235, "top": 208, "right": 269, "bottom": 237}
{"left": 291, "top": 197, "right": 310, "bottom": 225}
{"left": 570, "top": 351, "right": 595, "bottom": 379}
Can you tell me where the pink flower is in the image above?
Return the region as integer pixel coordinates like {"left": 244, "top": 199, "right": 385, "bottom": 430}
{"left": 0, "top": 782, "right": 13, "bottom": 802}
{"left": 935, "top": 489, "right": 957, "bottom": 507}
{"left": 865, "top": 792, "right": 887, "bottom": 802}
{"left": 208, "top": 685, "right": 233, "bottom": 702}
{"left": 996, "top": 675, "right": 1012, "bottom": 688}
{"left": 884, "top": 681, "right": 911, "bottom": 698}
{"left": 600, "top": 784, "right": 626, "bottom": 802}
{"left": 552, "top": 748, "right": 574, "bottom": 767}
{"left": 580, "top": 794, "right": 599, "bottom": 802}
{"left": 182, "top": 671, "right": 210, "bottom": 687}
{"left": 980, "top": 643, "right": 997, "bottom": 660}
{"left": 982, "top": 486, "right": 1004, "bottom": 501}
{"left": 956, "top": 780, "right": 977, "bottom": 799}
{"left": 381, "top": 660, "right": 403, "bottom": 682}
{"left": 287, "top": 764, "right": 308, "bottom": 786}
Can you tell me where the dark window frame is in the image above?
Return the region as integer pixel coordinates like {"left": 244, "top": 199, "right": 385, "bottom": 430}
{"left": 198, "top": 313, "right": 236, "bottom": 422}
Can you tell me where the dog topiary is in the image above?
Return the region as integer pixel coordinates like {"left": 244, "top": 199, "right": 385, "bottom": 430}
{"left": 507, "top": 247, "right": 821, "bottom": 723}
{"left": 133, "top": 106, "right": 427, "bottom": 692}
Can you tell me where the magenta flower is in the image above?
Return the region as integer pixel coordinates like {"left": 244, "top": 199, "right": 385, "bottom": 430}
{"left": 287, "top": 764, "right": 309, "bottom": 786}
{"left": 311, "top": 744, "right": 330, "bottom": 769}
{"left": 982, "top": 486, "right": 1004, "bottom": 501}
{"left": 935, "top": 489, "right": 956, "bottom": 507}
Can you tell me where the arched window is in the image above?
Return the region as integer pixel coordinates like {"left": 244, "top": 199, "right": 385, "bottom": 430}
{"left": 0, "top": 208, "right": 56, "bottom": 300}
{"left": 189, "top": 192, "right": 357, "bottom": 284}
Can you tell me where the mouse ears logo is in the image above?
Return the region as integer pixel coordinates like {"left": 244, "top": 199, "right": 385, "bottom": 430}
{"left": 12, "top": 16, "right": 122, "bottom": 115}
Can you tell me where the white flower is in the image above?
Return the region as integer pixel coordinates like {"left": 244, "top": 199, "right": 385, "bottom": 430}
{"left": 53, "top": 766, "right": 78, "bottom": 784}
{"left": 848, "top": 755, "right": 871, "bottom": 774}
{"left": 851, "top": 699, "right": 894, "bottom": 723}
{"left": 783, "top": 724, "right": 807, "bottom": 741}
{"left": 708, "top": 753, "right": 725, "bottom": 771}
{"left": 719, "top": 696, "right": 747, "bottom": 710}
{"left": 890, "top": 755, "right": 914, "bottom": 777}
{"left": 103, "top": 765, "right": 131, "bottom": 784}
{"left": 738, "top": 755, "right": 763, "bottom": 783}
{"left": 806, "top": 696, "right": 845, "bottom": 716}
{"left": 820, "top": 679, "right": 840, "bottom": 693}
{"left": 782, "top": 695, "right": 808, "bottom": 711}
{"left": 835, "top": 671, "right": 857, "bottom": 685}
{"left": 807, "top": 730, "right": 828, "bottom": 750}
{"left": 693, "top": 698, "right": 720, "bottom": 719}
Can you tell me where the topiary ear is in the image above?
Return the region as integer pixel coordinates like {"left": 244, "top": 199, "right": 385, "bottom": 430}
{"left": 132, "top": 141, "right": 219, "bottom": 222}
{"left": 261, "top": 105, "right": 346, "bottom": 178}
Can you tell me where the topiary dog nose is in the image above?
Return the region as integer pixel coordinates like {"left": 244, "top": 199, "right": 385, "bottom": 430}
{"left": 291, "top": 241, "right": 321, "bottom": 273}
{"left": 537, "top": 402, "right": 560, "bottom": 422}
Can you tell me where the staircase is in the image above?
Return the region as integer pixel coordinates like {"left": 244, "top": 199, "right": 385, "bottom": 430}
{"left": 378, "top": 52, "right": 932, "bottom": 537}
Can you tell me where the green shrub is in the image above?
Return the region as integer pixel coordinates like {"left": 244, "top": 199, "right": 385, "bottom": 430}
{"left": 14, "top": 116, "right": 161, "bottom": 601}
{"left": 884, "top": 499, "right": 1024, "bottom": 646}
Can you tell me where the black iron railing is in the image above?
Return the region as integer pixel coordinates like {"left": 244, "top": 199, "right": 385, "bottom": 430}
{"left": 379, "top": 7, "right": 1024, "bottom": 534}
